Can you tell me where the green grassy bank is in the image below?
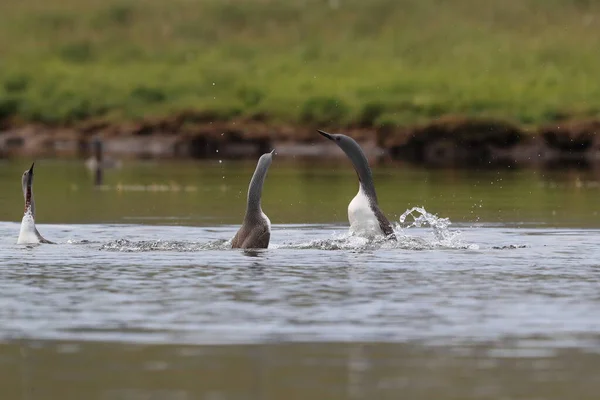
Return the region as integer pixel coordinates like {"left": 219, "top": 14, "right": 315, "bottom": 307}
{"left": 1, "top": 0, "right": 599, "bottom": 128}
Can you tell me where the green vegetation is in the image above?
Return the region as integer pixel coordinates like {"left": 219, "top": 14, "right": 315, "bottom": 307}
{"left": 1, "top": 0, "right": 599, "bottom": 127}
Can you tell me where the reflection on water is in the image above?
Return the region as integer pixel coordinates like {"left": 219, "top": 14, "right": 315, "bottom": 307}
{"left": 2, "top": 159, "right": 600, "bottom": 227}
{"left": 2, "top": 160, "right": 600, "bottom": 399}
{"left": 2, "top": 340, "right": 599, "bottom": 400}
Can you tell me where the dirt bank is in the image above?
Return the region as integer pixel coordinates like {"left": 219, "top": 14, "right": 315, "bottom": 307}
{"left": 381, "top": 117, "right": 600, "bottom": 168}
{"left": 2, "top": 114, "right": 600, "bottom": 168}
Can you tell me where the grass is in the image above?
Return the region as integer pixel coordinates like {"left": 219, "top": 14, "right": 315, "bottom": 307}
{"left": 1, "top": 0, "right": 599, "bottom": 128}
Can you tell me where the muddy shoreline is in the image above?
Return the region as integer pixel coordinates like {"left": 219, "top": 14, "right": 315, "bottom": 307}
{"left": 1, "top": 115, "right": 600, "bottom": 168}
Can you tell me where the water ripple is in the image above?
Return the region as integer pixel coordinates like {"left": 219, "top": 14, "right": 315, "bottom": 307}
{"left": 1, "top": 219, "right": 600, "bottom": 349}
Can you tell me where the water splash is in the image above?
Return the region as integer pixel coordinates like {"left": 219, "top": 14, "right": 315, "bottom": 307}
{"left": 399, "top": 207, "right": 453, "bottom": 239}
{"left": 279, "top": 207, "right": 476, "bottom": 251}
{"left": 98, "top": 207, "right": 474, "bottom": 252}
{"left": 66, "top": 239, "right": 94, "bottom": 245}
{"left": 278, "top": 232, "right": 386, "bottom": 251}
{"left": 99, "top": 238, "right": 229, "bottom": 252}
{"left": 398, "top": 206, "right": 477, "bottom": 250}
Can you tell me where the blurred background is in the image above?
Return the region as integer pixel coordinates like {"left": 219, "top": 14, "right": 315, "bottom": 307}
{"left": 1, "top": 0, "right": 599, "bottom": 163}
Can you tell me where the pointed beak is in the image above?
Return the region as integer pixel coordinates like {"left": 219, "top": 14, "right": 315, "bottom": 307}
{"left": 317, "top": 130, "right": 334, "bottom": 141}
{"left": 270, "top": 149, "right": 275, "bottom": 156}
{"left": 27, "top": 162, "right": 35, "bottom": 187}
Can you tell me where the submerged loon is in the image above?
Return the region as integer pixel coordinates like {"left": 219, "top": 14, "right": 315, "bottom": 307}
{"left": 85, "top": 137, "right": 122, "bottom": 186}
{"left": 17, "top": 163, "right": 53, "bottom": 244}
{"left": 231, "top": 151, "right": 274, "bottom": 249}
{"left": 318, "top": 130, "right": 396, "bottom": 240}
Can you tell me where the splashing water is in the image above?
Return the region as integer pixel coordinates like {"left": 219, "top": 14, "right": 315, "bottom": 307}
{"left": 398, "top": 206, "right": 477, "bottom": 249}
{"left": 100, "top": 238, "right": 229, "bottom": 252}
{"left": 279, "top": 207, "right": 475, "bottom": 251}
{"left": 277, "top": 231, "right": 385, "bottom": 251}
{"left": 97, "top": 207, "right": 475, "bottom": 252}
{"left": 399, "top": 207, "right": 452, "bottom": 238}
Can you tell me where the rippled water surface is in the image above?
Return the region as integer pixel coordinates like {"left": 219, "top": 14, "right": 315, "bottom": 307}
{"left": 1, "top": 159, "right": 600, "bottom": 399}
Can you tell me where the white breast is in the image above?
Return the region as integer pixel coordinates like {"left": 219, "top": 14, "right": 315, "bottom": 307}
{"left": 262, "top": 212, "right": 272, "bottom": 232}
{"left": 17, "top": 210, "right": 40, "bottom": 244}
{"left": 347, "top": 187, "right": 383, "bottom": 237}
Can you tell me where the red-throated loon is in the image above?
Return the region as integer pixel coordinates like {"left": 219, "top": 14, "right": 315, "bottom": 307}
{"left": 85, "top": 137, "right": 121, "bottom": 186}
{"left": 17, "top": 163, "right": 53, "bottom": 244}
{"left": 318, "top": 130, "right": 396, "bottom": 240}
{"left": 231, "top": 151, "right": 274, "bottom": 249}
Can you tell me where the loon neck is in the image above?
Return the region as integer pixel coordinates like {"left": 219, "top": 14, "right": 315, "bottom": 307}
{"left": 357, "top": 174, "right": 378, "bottom": 205}
{"left": 24, "top": 191, "right": 36, "bottom": 218}
{"left": 246, "top": 157, "right": 271, "bottom": 217}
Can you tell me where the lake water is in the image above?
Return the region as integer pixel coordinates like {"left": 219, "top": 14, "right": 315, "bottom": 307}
{"left": 1, "top": 159, "right": 599, "bottom": 399}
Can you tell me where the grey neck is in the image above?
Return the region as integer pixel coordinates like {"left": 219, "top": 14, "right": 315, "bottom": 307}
{"left": 246, "top": 159, "right": 270, "bottom": 217}
{"left": 346, "top": 146, "right": 378, "bottom": 205}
